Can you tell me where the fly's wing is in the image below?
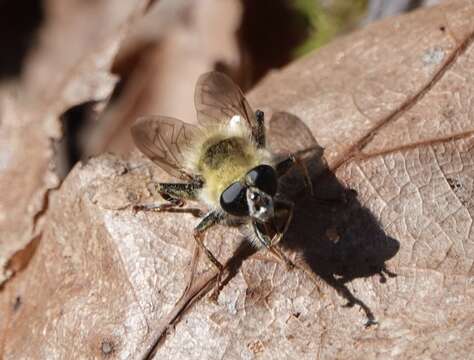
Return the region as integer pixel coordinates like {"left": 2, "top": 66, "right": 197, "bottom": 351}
{"left": 131, "top": 116, "right": 199, "bottom": 181}
{"left": 269, "top": 112, "right": 326, "bottom": 191}
{"left": 194, "top": 71, "right": 258, "bottom": 135}
{"left": 268, "top": 111, "right": 322, "bottom": 155}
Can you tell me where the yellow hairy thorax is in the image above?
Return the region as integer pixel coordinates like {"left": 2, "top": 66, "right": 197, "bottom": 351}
{"left": 199, "top": 136, "right": 257, "bottom": 204}
{"left": 184, "top": 119, "right": 271, "bottom": 208}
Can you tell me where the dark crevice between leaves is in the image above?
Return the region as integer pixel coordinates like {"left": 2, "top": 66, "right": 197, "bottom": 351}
{"left": 0, "top": 0, "right": 44, "bottom": 80}
{"left": 55, "top": 101, "right": 101, "bottom": 180}
{"left": 332, "top": 28, "right": 474, "bottom": 172}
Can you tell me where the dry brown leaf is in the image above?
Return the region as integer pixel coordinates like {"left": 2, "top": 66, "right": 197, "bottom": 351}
{"left": 2, "top": 1, "right": 474, "bottom": 359}
{"left": 0, "top": 1, "right": 152, "bottom": 286}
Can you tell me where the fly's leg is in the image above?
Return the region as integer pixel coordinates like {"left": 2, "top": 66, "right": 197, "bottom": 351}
{"left": 266, "top": 245, "right": 294, "bottom": 270}
{"left": 254, "top": 223, "right": 294, "bottom": 270}
{"left": 269, "top": 200, "right": 295, "bottom": 269}
{"left": 177, "top": 240, "right": 201, "bottom": 304}
{"left": 133, "top": 180, "right": 205, "bottom": 301}
{"left": 155, "top": 181, "right": 201, "bottom": 205}
{"left": 254, "top": 110, "right": 266, "bottom": 149}
{"left": 134, "top": 203, "right": 204, "bottom": 217}
{"left": 193, "top": 211, "right": 225, "bottom": 301}
{"left": 194, "top": 211, "right": 224, "bottom": 270}
{"left": 275, "top": 145, "right": 324, "bottom": 196}
{"left": 275, "top": 145, "right": 324, "bottom": 177}
{"left": 252, "top": 200, "right": 295, "bottom": 270}
{"left": 270, "top": 199, "right": 294, "bottom": 246}
{"left": 133, "top": 181, "right": 203, "bottom": 217}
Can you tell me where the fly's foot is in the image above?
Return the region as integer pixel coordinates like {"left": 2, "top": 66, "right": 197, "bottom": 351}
{"left": 268, "top": 246, "right": 295, "bottom": 271}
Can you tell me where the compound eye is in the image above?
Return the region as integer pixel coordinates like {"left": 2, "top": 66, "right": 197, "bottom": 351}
{"left": 220, "top": 182, "right": 249, "bottom": 216}
{"left": 245, "top": 165, "right": 278, "bottom": 196}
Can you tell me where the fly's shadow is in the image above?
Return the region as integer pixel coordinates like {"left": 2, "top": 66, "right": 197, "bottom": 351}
{"left": 225, "top": 112, "right": 399, "bottom": 326}
{"left": 280, "top": 167, "right": 399, "bottom": 326}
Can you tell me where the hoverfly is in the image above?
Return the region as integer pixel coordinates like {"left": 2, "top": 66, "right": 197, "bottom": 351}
{"left": 131, "top": 71, "right": 322, "bottom": 294}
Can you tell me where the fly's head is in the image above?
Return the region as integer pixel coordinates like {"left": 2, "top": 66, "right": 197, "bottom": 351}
{"left": 219, "top": 164, "right": 278, "bottom": 223}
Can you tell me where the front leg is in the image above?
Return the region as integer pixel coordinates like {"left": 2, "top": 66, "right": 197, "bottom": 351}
{"left": 270, "top": 199, "right": 294, "bottom": 245}
{"left": 275, "top": 145, "right": 324, "bottom": 195}
{"left": 252, "top": 200, "right": 295, "bottom": 269}
{"left": 254, "top": 109, "right": 265, "bottom": 148}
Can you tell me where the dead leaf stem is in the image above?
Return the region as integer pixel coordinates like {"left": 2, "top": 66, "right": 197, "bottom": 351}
{"left": 332, "top": 29, "right": 474, "bottom": 172}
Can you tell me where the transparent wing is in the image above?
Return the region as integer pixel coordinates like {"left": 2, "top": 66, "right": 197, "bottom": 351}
{"left": 268, "top": 111, "right": 322, "bottom": 155}
{"left": 131, "top": 115, "right": 199, "bottom": 181}
{"left": 194, "top": 71, "right": 258, "bottom": 133}
{"left": 269, "top": 112, "right": 326, "bottom": 194}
